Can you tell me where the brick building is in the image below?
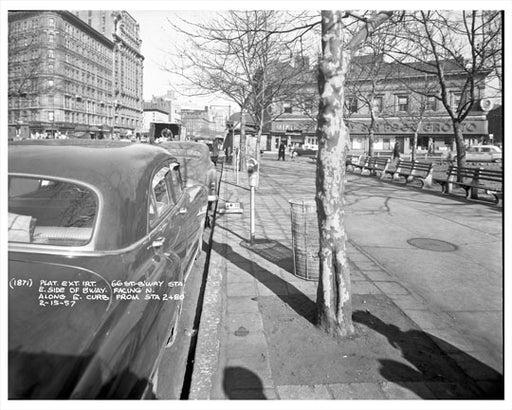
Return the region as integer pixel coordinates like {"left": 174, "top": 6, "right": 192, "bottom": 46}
{"left": 75, "top": 11, "right": 144, "bottom": 137}
{"left": 144, "top": 91, "right": 182, "bottom": 124}
{"left": 265, "top": 56, "right": 500, "bottom": 155}
{"left": 181, "top": 106, "right": 219, "bottom": 140}
{"left": 8, "top": 10, "right": 115, "bottom": 138}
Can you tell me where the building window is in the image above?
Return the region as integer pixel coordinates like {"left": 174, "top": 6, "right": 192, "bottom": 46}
{"left": 48, "top": 49, "right": 54, "bottom": 59}
{"left": 452, "top": 92, "right": 462, "bottom": 111}
{"left": 426, "top": 95, "right": 436, "bottom": 111}
{"left": 48, "top": 79, "right": 54, "bottom": 87}
{"left": 372, "top": 97, "right": 383, "bottom": 114}
{"left": 348, "top": 97, "right": 358, "bottom": 114}
{"left": 397, "top": 95, "right": 409, "bottom": 112}
{"left": 49, "top": 18, "right": 55, "bottom": 27}
{"left": 283, "top": 101, "right": 292, "bottom": 114}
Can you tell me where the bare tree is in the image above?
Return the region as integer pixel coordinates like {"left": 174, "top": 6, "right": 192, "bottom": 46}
{"left": 165, "top": 11, "right": 318, "bottom": 168}
{"left": 386, "top": 10, "right": 502, "bottom": 169}
{"left": 316, "top": 10, "right": 392, "bottom": 337}
{"left": 394, "top": 71, "right": 440, "bottom": 160}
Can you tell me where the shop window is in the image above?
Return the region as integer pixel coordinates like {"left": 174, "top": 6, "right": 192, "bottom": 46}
{"left": 348, "top": 97, "right": 358, "bottom": 114}
{"left": 372, "top": 97, "right": 383, "bottom": 114}
{"left": 397, "top": 95, "right": 409, "bottom": 112}
{"left": 426, "top": 95, "right": 436, "bottom": 111}
{"left": 452, "top": 92, "right": 462, "bottom": 111}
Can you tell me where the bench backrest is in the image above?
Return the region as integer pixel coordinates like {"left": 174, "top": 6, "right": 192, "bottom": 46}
{"left": 365, "top": 157, "right": 390, "bottom": 169}
{"left": 447, "top": 166, "right": 503, "bottom": 183}
{"left": 395, "top": 160, "right": 432, "bottom": 176}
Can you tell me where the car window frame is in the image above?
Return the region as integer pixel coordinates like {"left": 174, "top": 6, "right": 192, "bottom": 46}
{"left": 168, "top": 162, "right": 184, "bottom": 205}
{"left": 8, "top": 173, "right": 101, "bottom": 249}
{"left": 148, "top": 161, "right": 175, "bottom": 230}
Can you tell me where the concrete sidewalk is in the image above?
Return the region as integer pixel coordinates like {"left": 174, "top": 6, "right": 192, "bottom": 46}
{"left": 189, "top": 156, "right": 504, "bottom": 400}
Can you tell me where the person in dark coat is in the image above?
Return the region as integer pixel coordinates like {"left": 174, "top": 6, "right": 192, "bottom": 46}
{"left": 278, "top": 143, "right": 286, "bottom": 161}
{"left": 393, "top": 141, "right": 401, "bottom": 160}
{"left": 211, "top": 139, "right": 220, "bottom": 165}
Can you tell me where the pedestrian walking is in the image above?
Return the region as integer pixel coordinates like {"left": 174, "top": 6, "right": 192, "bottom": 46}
{"left": 211, "top": 139, "right": 220, "bottom": 166}
{"left": 278, "top": 143, "right": 286, "bottom": 161}
{"left": 393, "top": 141, "right": 401, "bottom": 160}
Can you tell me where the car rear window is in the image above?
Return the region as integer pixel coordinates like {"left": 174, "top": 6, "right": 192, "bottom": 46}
{"left": 8, "top": 176, "right": 97, "bottom": 246}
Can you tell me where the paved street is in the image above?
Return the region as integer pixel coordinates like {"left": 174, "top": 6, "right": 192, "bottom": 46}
{"left": 188, "top": 155, "right": 504, "bottom": 400}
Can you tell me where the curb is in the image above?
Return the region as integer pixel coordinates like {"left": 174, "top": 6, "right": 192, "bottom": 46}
{"left": 188, "top": 236, "right": 225, "bottom": 399}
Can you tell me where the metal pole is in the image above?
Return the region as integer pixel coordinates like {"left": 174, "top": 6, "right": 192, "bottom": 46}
{"left": 236, "top": 150, "right": 240, "bottom": 185}
{"left": 250, "top": 186, "right": 255, "bottom": 245}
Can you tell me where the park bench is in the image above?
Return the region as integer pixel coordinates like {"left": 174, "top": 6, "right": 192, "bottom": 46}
{"left": 345, "top": 154, "right": 364, "bottom": 172}
{"left": 352, "top": 156, "right": 390, "bottom": 178}
{"left": 433, "top": 165, "right": 503, "bottom": 205}
{"left": 385, "top": 160, "right": 434, "bottom": 188}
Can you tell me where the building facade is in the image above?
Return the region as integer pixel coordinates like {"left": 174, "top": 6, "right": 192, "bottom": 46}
{"left": 8, "top": 11, "right": 115, "bottom": 138}
{"left": 344, "top": 57, "right": 499, "bottom": 155}
{"left": 144, "top": 91, "right": 182, "bottom": 124}
{"left": 181, "top": 106, "right": 218, "bottom": 139}
{"left": 265, "top": 56, "right": 500, "bottom": 154}
{"left": 75, "top": 10, "right": 144, "bottom": 137}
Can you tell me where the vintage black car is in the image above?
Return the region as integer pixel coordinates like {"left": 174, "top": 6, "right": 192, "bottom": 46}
{"left": 157, "top": 140, "right": 219, "bottom": 202}
{"left": 8, "top": 141, "right": 208, "bottom": 398}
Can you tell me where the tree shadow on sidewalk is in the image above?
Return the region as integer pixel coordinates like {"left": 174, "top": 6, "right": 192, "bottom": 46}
{"left": 212, "top": 240, "right": 316, "bottom": 325}
{"left": 216, "top": 226, "right": 294, "bottom": 273}
{"left": 222, "top": 366, "right": 267, "bottom": 399}
{"left": 353, "top": 310, "right": 504, "bottom": 399}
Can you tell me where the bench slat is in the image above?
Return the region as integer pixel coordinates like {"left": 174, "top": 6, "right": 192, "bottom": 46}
{"left": 435, "top": 165, "right": 503, "bottom": 205}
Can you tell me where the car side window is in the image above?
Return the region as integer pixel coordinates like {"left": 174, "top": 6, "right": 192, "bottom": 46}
{"left": 8, "top": 176, "right": 97, "bottom": 246}
{"left": 168, "top": 162, "right": 184, "bottom": 204}
{"left": 149, "top": 165, "right": 172, "bottom": 228}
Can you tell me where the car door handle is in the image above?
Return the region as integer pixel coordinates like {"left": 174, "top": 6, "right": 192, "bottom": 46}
{"left": 149, "top": 237, "right": 165, "bottom": 249}
{"left": 178, "top": 207, "right": 187, "bottom": 214}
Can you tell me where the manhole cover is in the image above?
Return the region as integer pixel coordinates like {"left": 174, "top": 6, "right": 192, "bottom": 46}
{"left": 234, "top": 326, "right": 249, "bottom": 337}
{"left": 407, "top": 238, "right": 458, "bottom": 252}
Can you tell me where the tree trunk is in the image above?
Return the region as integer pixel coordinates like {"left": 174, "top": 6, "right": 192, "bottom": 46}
{"left": 315, "top": 11, "right": 355, "bottom": 338}
{"left": 239, "top": 109, "right": 246, "bottom": 171}
{"left": 368, "top": 109, "right": 376, "bottom": 157}
{"left": 368, "top": 129, "right": 375, "bottom": 157}
{"left": 411, "top": 131, "right": 417, "bottom": 161}
{"left": 452, "top": 120, "right": 466, "bottom": 179}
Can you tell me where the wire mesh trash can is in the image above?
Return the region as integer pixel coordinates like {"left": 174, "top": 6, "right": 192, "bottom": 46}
{"left": 289, "top": 199, "right": 319, "bottom": 281}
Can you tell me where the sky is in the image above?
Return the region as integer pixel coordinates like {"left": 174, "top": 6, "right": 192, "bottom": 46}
{"left": 127, "top": 10, "right": 235, "bottom": 110}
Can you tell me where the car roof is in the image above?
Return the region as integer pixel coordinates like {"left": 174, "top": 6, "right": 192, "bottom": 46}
{"left": 9, "top": 141, "right": 176, "bottom": 186}
{"left": 9, "top": 141, "right": 178, "bottom": 250}
{"left": 471, "top": 145, "right": 500, "bottom": 149}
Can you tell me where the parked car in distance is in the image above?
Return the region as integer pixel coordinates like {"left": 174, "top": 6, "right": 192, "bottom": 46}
{"left": 465, "top": 145, "right": 502, "bottom": 163}
{"left": 158, "top": 140, "right": 219, "bottom": 202}
{"left": 292, "top": 144, "right": 318, "bottom": 157}
{"left": 8, "top": 141, "right": 208, "bottom": 399}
